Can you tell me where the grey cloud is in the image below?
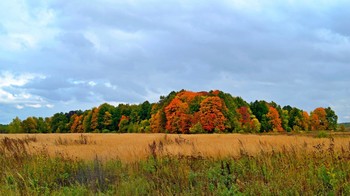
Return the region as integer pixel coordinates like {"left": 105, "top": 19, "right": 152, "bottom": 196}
{"left": 1, "top": 1, "right": 350, "bottom": 123}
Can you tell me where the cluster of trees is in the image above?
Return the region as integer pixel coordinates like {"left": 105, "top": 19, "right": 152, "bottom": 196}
{"left": 5, "top": 90, "right": 338, "bottom": 134}
{"left": 150, "top": 90, "right": 338, "bottom": 133}
{"left": 7, "top": 102, "right": 152, "bottom": 134}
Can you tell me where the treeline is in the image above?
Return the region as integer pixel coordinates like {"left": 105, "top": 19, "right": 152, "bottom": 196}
{"left": 4, "top": 90, "right": 338, "bottom": 134}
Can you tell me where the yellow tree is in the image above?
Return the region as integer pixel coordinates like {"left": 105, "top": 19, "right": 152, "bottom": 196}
{"left": 300, "top": 111, "right": 310, "bottom": 131}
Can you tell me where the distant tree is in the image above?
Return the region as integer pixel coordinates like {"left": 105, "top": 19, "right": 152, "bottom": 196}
{"left": 37, "top": 117, "right": 48, "bottom": 133}
{"left": 236, "top": 106, "right": 261, "bottom": 133}
{"left": 164, "top": 98, "right": 191, "bottom": 133}
{"left": 300, "top": 111, "right": 310, "bottom": 131}
{"left": 250, "top": 101, "right": 269, "bottom": 132}
{"left": 310, "top": 107, "right": 328, "bottom": 131}
{"left": 325, "top": 107, "right": 338, "bottom": 130}
{"left": 139, "top": 101, "right": 152, "bottom": 120}
{"left": 266, "top": 106, "right": 284, "bottom": 132}
{"left": 281, "top": 110, "right": 290, "bottom": 132}
{"left": 51, "top": 112, "right": 69, "bottom": 133}
{"left": 150, "top": 110, "right": 166, "bottom": 133}
{"left": 288, "top": 108, "right": 303, "bottom": 131}
{"left": 83, "top": 110, "right": 92, "bottom": 133}
{"left": 8, "top": 117, "right": 23, "bottom": 133}
{"left": 22, "top": 117, "right": 38, "bottom": 133}
{"left": 118, "top": 115, "right": 130, "bottom": 133}
{"left": 0, "top": 124, "right": 8, "bottom": 133}
{"left": 199, "top": 96, "right": 227, "bottom": 133}
{"left": 103, "top": 111, "right": 113, "bottom": 131}
{"left": 70, "top": 114, "right": 84, "bottom": 133}
{"left": 90, "top": 107, "right": 99, "bottom": 131}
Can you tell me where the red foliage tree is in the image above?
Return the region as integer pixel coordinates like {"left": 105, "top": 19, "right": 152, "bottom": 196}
{"left": 236, "top": 106, "right": 260, "bottom": 133}
{"left": 237, "top": 106, "right": 251, "bottom": 124}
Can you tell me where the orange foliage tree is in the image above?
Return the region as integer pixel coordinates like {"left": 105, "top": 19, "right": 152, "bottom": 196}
{"left": 310, "top": 107, "right": 328, "bottom": 131}
{"left": 70, "top": 114, "right": 84, "bottom": 133}
{"left": 300, "top": 111, "right": 310, "bottom": 131}
{"left": 266, "top": 106, "right": 284, "bottom": 132}
{"left": 198, "top": 96, "right": 227, "bottom": 133}
{"left": 90, "top": 107, "right": 99, "bottom": 131}
{"left": 150, "top": 110, "right": 165, "bottom": 133}
{"left": 164, "top": 98, "right": 191, "bottom": 133}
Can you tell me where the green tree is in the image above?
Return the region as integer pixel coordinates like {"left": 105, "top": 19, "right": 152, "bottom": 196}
{"left": 250, "top": 101, "right": 269, "bottom": 132}
{"left": 139, "top": 101, "right": 152, "bottom": 120}
{"left": 37, "top": 117, "right": 48, "bottom": 133}
{"left": 325, "top": 107, "right": 338, "bottom": 130}
{"left": 8, "top": 117, "right": 23, "bottom": 133}
{"left": 51, "top": 112, "right": 69, "bottom": 133}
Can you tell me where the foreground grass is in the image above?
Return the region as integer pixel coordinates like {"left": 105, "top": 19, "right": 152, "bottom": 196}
{"left": 0, "top": 136, "right": 350, "bottom": 195}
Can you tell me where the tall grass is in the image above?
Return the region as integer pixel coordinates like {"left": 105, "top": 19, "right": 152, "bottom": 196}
{"left": 0, "top": 135, "right": 349, "bottom": 195}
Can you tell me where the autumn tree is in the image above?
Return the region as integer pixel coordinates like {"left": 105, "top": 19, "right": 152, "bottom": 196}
{"left": 118, "top": 115, "right": 130, "bottom": 133}
{"left": 310, "top": 107, "right": 328, "bottom": 131}
{"left": 90, "top": 107, "right": 99, "bottom": 132}
{"left": 236, "top": 106, "right": 261, "bottom": 133}
{"left": 164, "top": 98, "right": 191, "bottom": 133}
{"left": 199, "top": 96, "right": 227, "bottom": 133}
{"left": 266, "top": 106, "right": 283, "bottom": 132}
{"left": 300, "top": 111, "right": 310, "bottom": 131}
{"left": 70, "top": 114, "right": 84, "bottom": 133}
{"left": 150, "top": 110, "right": 166, "bottom": 133}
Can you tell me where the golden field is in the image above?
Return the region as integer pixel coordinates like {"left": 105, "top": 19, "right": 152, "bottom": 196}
{"left": 1, "top": 133, "right": 349, "bottom": 162}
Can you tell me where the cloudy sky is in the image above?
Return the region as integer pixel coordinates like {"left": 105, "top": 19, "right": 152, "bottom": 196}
{"left": 0, "top": 0, "right": 349, "bottom": 124}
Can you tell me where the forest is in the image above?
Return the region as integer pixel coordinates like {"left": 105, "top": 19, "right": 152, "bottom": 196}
{"left": 2, "top": 90, "right": 339, "bottom": 134}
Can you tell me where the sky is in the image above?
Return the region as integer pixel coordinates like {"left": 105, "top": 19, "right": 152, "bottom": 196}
{"left": 0, "top": 0, "right": 349, "bottom": 124}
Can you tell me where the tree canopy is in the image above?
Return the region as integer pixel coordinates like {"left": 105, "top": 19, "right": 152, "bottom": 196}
{"left": 4, "top": 90, "right": 339, "bottom": 134}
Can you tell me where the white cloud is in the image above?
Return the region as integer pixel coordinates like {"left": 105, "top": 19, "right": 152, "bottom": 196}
{"left": 16, "top": 105, "right": 24, "bottom": 109}
{"left": 25, "top": 103, "right": 42, "bottom": 108}
{"left": 88, "top": 81, "right": 97, "bottom": 87}
{"left": 104, "top": 82, "right": 117, "bottom": 90}
{"left": 0, "top": 71, "right": 43, "bottom": 87}
{"left": 46, "top": 104, "right": 54, "bottom": 108}
{"left": 0, "top": 71, "right": 53, "bottom": 110}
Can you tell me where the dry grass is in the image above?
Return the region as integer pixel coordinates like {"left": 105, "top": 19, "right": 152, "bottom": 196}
{"left": 0, "top": 133, "right": 349, "bottom": 162}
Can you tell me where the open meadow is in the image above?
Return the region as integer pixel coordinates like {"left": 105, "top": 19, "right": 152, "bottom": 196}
{"left": 1, "top": 133, "right": 350, "bottom": 195}
{"left": 1, "top": 133, "right": 350, "bottom": 162}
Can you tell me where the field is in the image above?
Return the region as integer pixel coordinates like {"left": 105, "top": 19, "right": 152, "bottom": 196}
{"left": 1, "top": 133, "right": 350, "bottom": 195}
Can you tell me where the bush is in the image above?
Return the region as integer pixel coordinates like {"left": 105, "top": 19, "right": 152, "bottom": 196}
{"left": 316, "top": 131, "right": 329, "bottom": 138}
